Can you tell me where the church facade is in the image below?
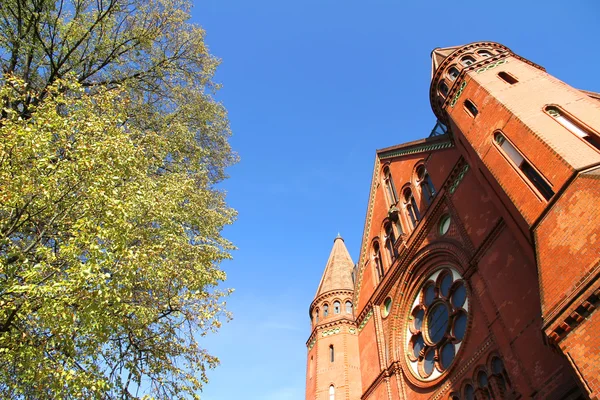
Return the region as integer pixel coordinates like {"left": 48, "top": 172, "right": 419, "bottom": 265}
{"left": 305, "top": 42, "right": 600, "bottom": 400}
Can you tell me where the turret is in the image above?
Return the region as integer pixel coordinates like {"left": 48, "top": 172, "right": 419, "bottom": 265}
{"left": 305, "top": 235, "right": 362, "bottom": 400}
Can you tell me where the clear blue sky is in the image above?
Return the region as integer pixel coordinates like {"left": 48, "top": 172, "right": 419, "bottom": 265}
{"left": 190, "top": 1, "right": 600, "bottom": 399}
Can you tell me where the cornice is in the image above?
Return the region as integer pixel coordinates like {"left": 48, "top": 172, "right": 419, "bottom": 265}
{"left": 378, "top": 139, "right": 454, "bottom": 160}
{"left": 305, "top": 318, "right": 358, "bottom": 348}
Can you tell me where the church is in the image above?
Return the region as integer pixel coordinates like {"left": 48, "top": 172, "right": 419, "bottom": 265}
{"left": 305, "top": 42, "right": 600, "bottom": 400}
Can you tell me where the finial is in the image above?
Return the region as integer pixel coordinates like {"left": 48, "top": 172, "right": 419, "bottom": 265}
{"left": 335, "top": 233, "right": 343, "bottom": 242}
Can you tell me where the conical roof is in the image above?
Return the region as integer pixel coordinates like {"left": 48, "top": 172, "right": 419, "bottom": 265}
{"left": 314, "top": 235, "right": 355, "bottom": 298}
{"left": 431, "top": 46, "right": 461, "bottom": 78}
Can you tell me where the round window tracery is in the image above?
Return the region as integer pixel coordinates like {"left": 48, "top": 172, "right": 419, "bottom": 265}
{"left": 406, "top": 267, "right": 469, "bottom": 381}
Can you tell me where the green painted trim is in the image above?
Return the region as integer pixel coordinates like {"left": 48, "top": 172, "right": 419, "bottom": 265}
{"left": 449, "top": 164, "right": 470, "bottom": 194}
{"left": 358, "top": 309, "right": 373, "bottom": 332}
{"left": 476, "top": 58, "right": 508, "bottom": 74}
{"left": 450, "top": 81, "right": 468, "bottom": 108}
{"left": 379, "top": 141, "right": 453, "bottom": 160}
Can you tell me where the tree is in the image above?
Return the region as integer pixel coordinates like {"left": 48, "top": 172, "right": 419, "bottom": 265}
{"left": 0, "top": 0, "right": 236, "bottom": 397}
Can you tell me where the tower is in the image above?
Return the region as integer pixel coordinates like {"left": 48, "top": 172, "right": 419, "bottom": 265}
{"left": 305, "top": 235, "right": 362, "bottom": 400}
{"left": 430, "top": 41, "right": 600, "bottom": 398}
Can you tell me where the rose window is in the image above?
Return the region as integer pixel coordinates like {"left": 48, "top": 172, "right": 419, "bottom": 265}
{"left": 406, "top": 267, "right": 469, "bottom": 381}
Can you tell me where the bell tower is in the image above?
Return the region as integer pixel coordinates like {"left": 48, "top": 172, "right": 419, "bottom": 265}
{"left": 305, "top": 235, "right": 362, "bottom": 400}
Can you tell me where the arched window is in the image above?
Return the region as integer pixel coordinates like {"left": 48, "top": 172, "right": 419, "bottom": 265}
{"left": 345, "top": 301, "right": 353, "bottom": 314}
{"left": 498, "top": 71, "right": 518, "bottom": 85}
{"left": 477, "top": 370, "right": 491, "bottom": 399}
{"left": 383, "top": 166, "right": 398, "bottom": 204}
{"left": 448, "top": 66, "right": 460, "bottom": 81}
{"left": 461, "top": 56, "right": 476, "bottom": 66}
{"left": 403, "top": 188, "right": 421, "bottom": 229}
{"left": 329, "top": 385, "right": 335, "bottom": 400}
{"left": 416, "top": 165, "right": 436, "bottom": 205}
{"left": 490, "top": 356, "right": 510, "bottom": 395}
{"left": 478, "top": 50, "right": 493, "bottom": 58}
{"left": 494, "top": 132, "right": 554, "bottom": 200}
{"left": 373, "top": 242, "right": 384, "bottom": 279}
{"left": 329, "top": 345, "right": 334, "bottom": 362}
{"left": 323, "top": 304, "right": 329, "bottom": 317}
{"left": 464, "top": 384, "right": 475, "bottom": 400}
{"left": 333, "top": 301, "right": 340, "bottom": 314}
{"left": 384, "top": 222, "right": 397, "bottom": 261}
{"left": 464, "top": 99, "right": 478, "bottom": 117}
{"left": 439, "top": 81, "right": 449, "bottom": 97}
{"left": 315, "top": 309, "right": 319, "bottom": 323}
{"left": 545, "top": 106, "right": 600, "bottom": 151}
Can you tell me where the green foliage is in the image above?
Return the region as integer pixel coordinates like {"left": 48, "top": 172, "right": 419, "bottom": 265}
{"left": 0, "top": 0, "right": 237, "bottom": 397}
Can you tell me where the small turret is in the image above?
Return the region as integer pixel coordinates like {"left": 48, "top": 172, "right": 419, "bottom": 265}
{"left": 305, "top": 235, "right": 361, "bottom": 400}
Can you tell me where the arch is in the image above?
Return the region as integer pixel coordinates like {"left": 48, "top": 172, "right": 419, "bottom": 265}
{"left": 371, "top": 238, "right": 385, "bottom": 281}
{"left": 329, "top": 384, "right": 335, "bottom": 400}
{"left": 461, "top": 381, "right": 476, "bottom": 400}
{"left": 323, "top": 303, "right": 329, "bottom": 317}
{"left": 461, "top": 55, "right": 476, "bottom": 66}
{"left": 447, "top": 65, "right": 460, "bottom": 81}
{"left": 381, "top": 164, "right": 399, "bottom": 205}
{"left": 415, "top": 163, "right": 436, "bottom": 205}
{"left": 345, "top": 300, "right": 353, "bottom": 314}
{"left": 333, "top": 300, "right": 341, "bottom": 314}
{"left": 383, "top": 220, "right": 398, "bottom": 264}
{"left": 386, "top": 242, "right": 471, "bottom": 386}
{"left": 402, "top": 185, "right": 421, "bottom": 229}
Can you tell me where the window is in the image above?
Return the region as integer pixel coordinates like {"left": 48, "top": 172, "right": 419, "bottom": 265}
{"left": 491, "top": 356, "right": 510, "bottom": 394}
{"left": 464, "top": 384, "right": 475, "bottom": 400}
{"left": 464, "top": 99, "right": 478, "bottom": 117}
{"left": 315, "top": 309, "right": 319, "bottom": 323}
{"left": 494, "top": 132, "right": 555, "bottom": 200}
{"left": 329, "top": 385, "right": 335, "bottom": 400}
{"left": 382, "top": 297, "right": 392, "bottom": 317}
{"left": 417, "top": 165, "right": 436, "bottom": 204}
{"left": 329, "top": 345, "right": 334, "bottom": 362}
{"left": 439, "top": 214, "right": 451, "bottom": 235}
{"left": 334, "top": 301, "right": 340, "bottom": 314}
{"left": 498, "top": 71, "right": 518, "bottom": 85}
{"left": 373, "top": 242, "right": 384, "bottom": 279}
{"left": 383, "top": 166, "right": 398, "bottom": 204}
{"left": 404, "top": 188, "right": 421, "bottom": 228}
{"left": 406, "top": 266, "right": 469, "bottom": 380}
{"left": 323, "top": 304, "right": 329, "bottom": 317}
{"left": 345, "top": 301, "right": 353, "bottom": 314}
{"left": 384, "top": 222, "right": 398, "bottom": 261}
{"left": 439, "top": 81, "right": 449, "bottom": 97}
{"left": 448, "top": 66, "right": 460, "bottom": 81}
{"left": 545, "top": 106, "right": 600, "bottom": 151}
{"left": 461, "top": 56, "right": 476, "bottom": 66}
{"left": 477, "top": 370, "right": 491, "bottom": 399}
{"left": 478, "top": 50, "right": 493, "bottom": 58}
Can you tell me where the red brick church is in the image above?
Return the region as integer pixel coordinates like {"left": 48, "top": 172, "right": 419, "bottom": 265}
{"left": 305, "top": 42, "right": 600, "bottom": 400}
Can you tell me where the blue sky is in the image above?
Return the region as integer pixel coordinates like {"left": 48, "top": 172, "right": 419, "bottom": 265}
{"left": 190, "top": 1, "right": 600, "bottom": 399}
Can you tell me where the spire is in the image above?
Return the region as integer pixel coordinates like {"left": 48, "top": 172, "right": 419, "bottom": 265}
{"left": 314, "top": 235, "right": 355, "bottom": 298}
{"left": 430, "top": 45, "right": 461, "bottom": 78}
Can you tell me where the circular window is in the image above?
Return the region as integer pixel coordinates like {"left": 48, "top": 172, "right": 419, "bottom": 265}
{"left": 406, "top": 267, "right": 469, "bottom": 381}
{"left": 382, "top": 297, "right": 393, "bottom": 317}
{"left": 439, "top": 214, "right": 451, "bottom": 235}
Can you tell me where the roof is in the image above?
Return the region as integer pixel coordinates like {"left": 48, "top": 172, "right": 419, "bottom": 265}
{"left": 314, "top": 236, "right": 355, "bottom": 298}
{"left": 431, "top": 46, "right": 461, "bottom": 78}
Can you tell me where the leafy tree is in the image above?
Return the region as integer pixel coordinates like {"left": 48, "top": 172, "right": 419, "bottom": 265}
{"left": 0, "top": 0, "right": 236, "bottom": 398}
